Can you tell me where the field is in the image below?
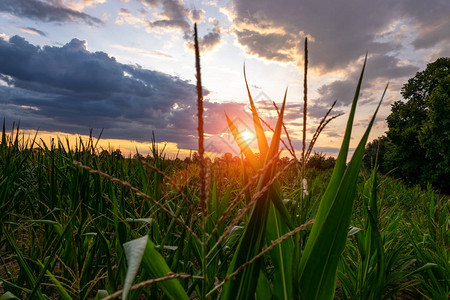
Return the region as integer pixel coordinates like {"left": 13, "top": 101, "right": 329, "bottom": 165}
{"left": 1, "top": 34, "right": 449, "bottom": 300}
{"left": 0, "top": 121, "right": 448, "bottom": 300}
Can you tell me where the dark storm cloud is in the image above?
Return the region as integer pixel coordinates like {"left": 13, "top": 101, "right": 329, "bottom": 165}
{"left": 230, "top": 0, "right": 450, "bottom": 70}
{"left": 0, "top": 0, "right": 103, "bottom": 25}
{"left": 0, "top": 35, "right": 238, "bottom": 150}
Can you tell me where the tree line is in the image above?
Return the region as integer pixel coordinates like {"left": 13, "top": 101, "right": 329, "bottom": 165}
{"left": 364, "top": 57, "right": 450, "bottom": 194}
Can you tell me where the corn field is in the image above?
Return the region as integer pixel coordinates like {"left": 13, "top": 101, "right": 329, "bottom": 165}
{"left": 0, "top": 26, "right": 448, "bottom": 300}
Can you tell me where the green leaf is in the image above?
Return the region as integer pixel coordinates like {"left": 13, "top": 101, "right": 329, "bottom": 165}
{"left": 41, "top": 265, "right": 72, "bottom": 300}
{"left": 297, "top": 56, "right": 368, "bottom": 295}
{"left": 266, "top": 202, "right": 293, "bottom": 300}
{"left": 255, "top": 271, "right": 272, "bottom": 300}
{"left": 4, "top": 231, "right": 45, "bottom": 300}
{"left": 221, "top": 89, "right": 288, "bottom": 300}
{"left": 122, "top": 236, "right": 189, "bottom": 300}
{"left": 225, "top": 113, "right": 259, "bottom": 169}
{"left": 244, "top": 65, "right": 269, "bottom": 156}
{"left": 123, "top": 236, "right": 148, "bottom": 299}
{"left": 94, "top": 290, "right": 109, "bottom": 300}
{"left": 298, "top": 58, "right": 387, "bottom": 299}
{"left": 0, "top": 292, "right": 19, "bottom": 300}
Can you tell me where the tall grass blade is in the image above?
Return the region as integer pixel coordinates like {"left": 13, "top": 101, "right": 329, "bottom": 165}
{"left": 39, "top": 263, "right": 72, "bottom": 300}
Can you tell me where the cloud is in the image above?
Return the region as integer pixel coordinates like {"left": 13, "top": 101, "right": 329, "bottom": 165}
{"left": 112, "top": 1, "right": 222, "bottom": 53}
{"left": 190, "top": 9, "right": 205, "bottom": 24}
{"left": 0, "top": 36, "right": 351, "bottom": 155}
{"left": 229, "top": 0, "right": 450, "bottom": 71}
{"left": 185, "top": 23, "right": 222, "bottom": 53}
{"left": 316, "top": 54, "right": 418, "bottom": 107}
{"left": 0, "top": 0, "right": 103, "bottom": 25}
{"left": 65, "top": 0, "right": 107, "bottom": 11}
{"left": 0, "top": 36, "right": 211, "bottom": 149}
{"left": 145, "top": 0, "right": 191, "bottom": 31}
{"left": 0, "top": 35, "right": 257, "bottom": 153}
{"left": 112, "top": 44, "right": 173, "bottom": 59}
{"left": 116, "top": 7, "right": 147, "bottom": 25}
{"left": 234, "top": 28, "right": 298, "bottom": 62}
{"left": 18, "top": 27, "right": 46, "bottom": 36}
{"left": 135, "top": 0, "right": 222, "bottom": 53}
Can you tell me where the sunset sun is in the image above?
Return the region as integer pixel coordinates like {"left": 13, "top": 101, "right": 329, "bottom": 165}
{"left": 241, "top": 130, "right": 254, "bottom": 144}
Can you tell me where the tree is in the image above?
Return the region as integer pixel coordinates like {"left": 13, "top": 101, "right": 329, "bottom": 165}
{"left": 306, "top": 152, "right": 336, "bottom": 170}
{"left": 418, "top": 74, "right": 450, "bottom": 191}
{"left": 362, "top": 135, "right": 393, "bottom": 174}
{"left": 386, "top": 57, "right": 450, "bottom": 193}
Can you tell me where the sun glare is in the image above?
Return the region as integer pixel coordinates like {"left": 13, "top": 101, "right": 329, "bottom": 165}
{"left": 241, "top": 130, "right": 254, "bottom": 144}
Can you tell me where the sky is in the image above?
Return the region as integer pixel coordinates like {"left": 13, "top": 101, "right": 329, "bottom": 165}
{"left": 0, "top": 0, "right": 449, "bottom": 158}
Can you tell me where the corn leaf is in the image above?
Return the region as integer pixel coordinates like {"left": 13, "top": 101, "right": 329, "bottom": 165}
{"left": 0, "top": 292, "right": 19, "bottom": 300}
{"left": 297, "top": 56, "right": 367, "bottom": 281}
{"left": 122, "top": 236, "right": 189, "bottom": 300}
{"left": 298, "top": 58, "right": 387, "bottom": 299}
{"left": 244, "top": 65, "right": 269, "bottom": 156}
{"left": 4, "top": 231, "right": 45, "bottom": 300}
{"left": 255, "top": 271, "right": 272, "bottom": 300}
{"left": 221, "top": 89, "right": 287, "bottom": 300}
{"left": 39, "top": 264, "right": 72, "bottom": 300}
{"left": 266, "top": 202, "right": 293, "bottom": 300}
{"left": 225, "top": 113, "right": 259, "bottom": 169}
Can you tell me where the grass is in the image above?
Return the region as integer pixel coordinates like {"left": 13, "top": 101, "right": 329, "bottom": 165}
{"left": 1, "top": 25, "right": 449, "bottom": 299}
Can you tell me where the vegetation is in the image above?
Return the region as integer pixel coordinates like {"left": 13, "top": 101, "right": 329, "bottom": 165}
{"left": 1, "top": 123, "right": 448, "bottom": 300}
{"left": 364, "top": 57, "right": 450, "bottom": 193}
{"left": 1, "top": 29, "right": 448, "bottom": 300}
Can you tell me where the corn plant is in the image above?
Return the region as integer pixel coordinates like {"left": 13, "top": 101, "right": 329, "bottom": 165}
{"left": 404, "top": 186, "right": 449, "bottom": 299}
{"left": 337, "top": 158, "right": 429, "bottom": 299}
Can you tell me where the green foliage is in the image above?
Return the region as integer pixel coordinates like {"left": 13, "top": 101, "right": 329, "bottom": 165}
{"left": 362, "top": 136, "right": 393, "bottom": 174}
{"left": 386, "top": 57, "right": 450, "bottom": 193}
{"left": 123, "top": 236, "right": 189, "bottom": 300}
{"left": 298, "top": 58, "right": 385, "bottom": 299}
{"left": 404, "top": 186, "right": 450, "bottom": 299}
{"left": 306, "top": 152, "right": 336, "bottom": 170}
{"left": 0, "top": 121, "right": 449, "bottom": 299}
{"left": 418, "top": 74, "right": 450, "bottom": 191}
{"left": 338, "top": 165, "right": 419, "bottom": 300}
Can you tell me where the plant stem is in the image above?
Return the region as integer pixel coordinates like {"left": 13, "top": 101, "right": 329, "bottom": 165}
{"left": 299, "top": 37, "right": 308, "bottom": 225}
{"left": 302, "top": 37, "right": 308, "bottom": 176}
{"left": 194, "top": 23, "right": 208, "bottom": 299}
